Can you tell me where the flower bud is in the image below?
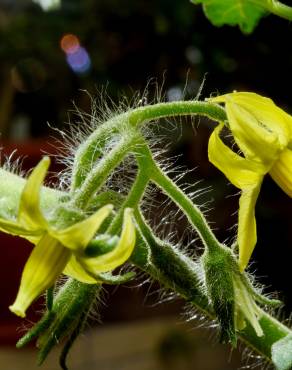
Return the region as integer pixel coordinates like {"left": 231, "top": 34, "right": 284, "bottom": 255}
{"left": 202, "top": 246, "right": 237, "bottom": 345}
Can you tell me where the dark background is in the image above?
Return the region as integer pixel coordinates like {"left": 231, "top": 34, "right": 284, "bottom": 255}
{"left": 0, "top": 0, "right": 291, "bottom": 356}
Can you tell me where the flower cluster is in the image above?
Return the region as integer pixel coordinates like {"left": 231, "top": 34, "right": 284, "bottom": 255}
{"left": 1, "top": 157, "right": 136, "bottom": 317}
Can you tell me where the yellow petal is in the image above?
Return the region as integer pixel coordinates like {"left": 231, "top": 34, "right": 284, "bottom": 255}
{"left": 63, "top": 255, "right": 98, "bottom": 284}
{"left": 238, "top": 183, "right": 262, "bottom": 272}
{"left": 18, "top": 157, "right": 50, "bottom": 230}
{"left": 211, "top": 92, "right": 290, "bottom": 145}
{"left": 228, "top": 102, "right": 281, "bottom": 163}
{"left": 208, "top": 123, "right": 265, "bottom": 189}
{"left": 9, "top": 234, "right": 70, "bottom": 317}
{"left": 0, "top": 218, "right": 41, "bottom": 238}
{"left": 269, "top": 148, "right": 292, "bottom": 197}
{"left": 52, "top": 204, "right": 113, "bottom": 251}
{"left": 208, "top": 123, "right": 264, "bottom": 271}
{"left": 210, "top": 93, "right": 290, "bottom": 165}
{"left": 230, "top": 93, "right": 291, "bottom": 145}
{"left": 80, "top": 208, "right": 136, "bottom": 275}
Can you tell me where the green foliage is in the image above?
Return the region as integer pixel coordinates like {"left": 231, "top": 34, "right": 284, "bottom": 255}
{"left": 272, "top": 334, "right": 292, "bottom": 370}
{"left": 191, "top": 0, "right": 267, "bottom": 33}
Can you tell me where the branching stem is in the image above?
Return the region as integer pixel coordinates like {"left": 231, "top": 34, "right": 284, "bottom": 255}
{"left": 71, "top": 101, "right": 226, "bottom": 197}
{"left": 6, "top": 98, "right": 291, "bottom": 367}
{"left": 134, "top": 140, "right": 221, "bottom": 253}
{"left": 71, "top": 133, "right": 137, "bottom": 209}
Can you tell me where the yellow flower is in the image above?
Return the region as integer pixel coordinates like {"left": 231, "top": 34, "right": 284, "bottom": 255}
{"left": 0, "top": 157, "right": 136, "bottom": 317}
{"left": 208, "top": 92, "right": 292, "bottom": 271}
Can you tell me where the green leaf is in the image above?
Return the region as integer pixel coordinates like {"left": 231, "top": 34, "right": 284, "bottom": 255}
{"left": 191, "top": 0, "right": 267, "bottom": 33}
{"left": 272, "top": 334, "right": 292, "bottom": 370}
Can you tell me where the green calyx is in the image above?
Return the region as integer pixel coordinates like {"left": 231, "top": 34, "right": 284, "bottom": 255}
{"left": 202, "top": 245, "right": 237, "bottom": 345}
{"left": 202, "top": 242, "right": 283, "bottom": 347}
{"left": 17, "top": 279, "right": 100, "bottom": 369}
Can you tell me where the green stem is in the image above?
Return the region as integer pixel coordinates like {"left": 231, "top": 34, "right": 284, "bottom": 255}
{"left": 71, "top": 113, "right": 130, "bottom": 191}
{"left": 71, "top": 133, "right": 137, "bottom": 209}
{"left": 266, "top": 0, "right": 292, "bottom": 21}
{"left": 134, "top": 208, "right": 291, "bottom": 360}
{"left": 241, "top": 311, "right": 290, "bottom": 360}
{"left": 106, "top": 157, "right": 151, "bottom": 266}
{"left": 107, "top": 167, "right": 150, "bottom": 235}
{"left": 127, "top": 101, "right": 226, "bottom": 127}
{"left": 135, "top": 142, "right": 221, "bottom": 253}
{"left": 71, "top": 101, "right": 226, "bottom": 193}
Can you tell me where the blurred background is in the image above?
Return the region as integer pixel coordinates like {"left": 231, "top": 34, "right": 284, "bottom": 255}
{"left": 0, "top": 0, "right": 291, "bottom": 369}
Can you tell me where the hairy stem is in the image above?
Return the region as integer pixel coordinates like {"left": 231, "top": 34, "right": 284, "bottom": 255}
{"left": 71, "top": 133, "right": 137, "bottom": 209}
{"left": 135, "top": 141, "right": 222, "bottom": 253}
{"left": 134, "top": 208, "right": 291, "bottom": 361}
{"left": 107, "top": 167, "right": 149, "bottom": 235}
{"left": 71, "top": 101, "right": 226, "bottom": 193}
{"left": 71, "top": 113, "right": 129, "bottom": 191}
{"left": 127, "top": 100, "right": 226, "bottom": 127}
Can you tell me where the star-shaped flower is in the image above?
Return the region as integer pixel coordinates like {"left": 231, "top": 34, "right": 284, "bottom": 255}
{"left": 0, "top": 157, "right": 135, "bottom": 317}
{"left": 208, "top": 92, "right": 292, "bottom": 271}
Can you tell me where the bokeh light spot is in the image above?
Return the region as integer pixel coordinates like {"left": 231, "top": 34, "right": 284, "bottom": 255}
{"left": 60, "top": 34, "right": 80, "bottom": 54}
{"left": 66, "top": 47, "right": 91, "bottom": 74}
{"left": 33, "top": 0, "right": 60, "bottom": 11}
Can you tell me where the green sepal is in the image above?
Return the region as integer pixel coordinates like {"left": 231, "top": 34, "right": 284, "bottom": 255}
{"left": 50, "top": 205, "right": 86, "bottom": 229}
{"left": 202, "top": 246, "right": 237, "bottom": 346}
{"left": 241, "top": 273, "right": 282, "bottom": 308}
{"left": 59, "top": 312, "right": 88, "bottom": 370}
{"left": 16, "top": 312, "right": 55, "bottom": 349}
{"left": 272, "top": 334, "right": 292, "bottom": 370}
{"left": 46, "top": 286, "right": 55, "bottom": 311}
{"left": 85, "top": 234, "right": 119, "bottom": 257}
{"left": 16, "top": 278, "right": 100, "bottom": 366}
{"left": 37, "top": 279, "right": 99, "bottom": 365}
{"left": 37, "top": 316, "right": 80, "bottom": 365}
